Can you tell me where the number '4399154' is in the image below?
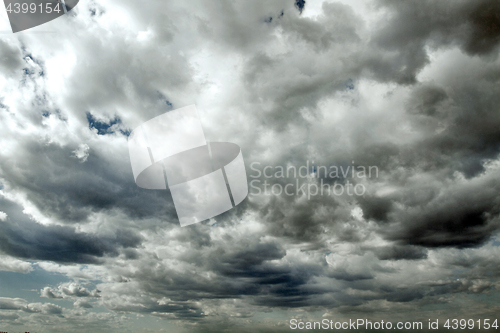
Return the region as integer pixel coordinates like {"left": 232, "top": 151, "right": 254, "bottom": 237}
{"left": 444, "top": 319, "right": 498, "bottom": 330}
{"left": 5, "top": 2, "right": 61, "bottom": 14}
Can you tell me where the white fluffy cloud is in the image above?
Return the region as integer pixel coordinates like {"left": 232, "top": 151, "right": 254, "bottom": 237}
{"left": 0, "top": 255, "right": 32, "bottom": 273}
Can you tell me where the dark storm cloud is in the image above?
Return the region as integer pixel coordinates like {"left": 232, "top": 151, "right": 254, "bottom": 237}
{"left": 350, "top": 77, "right": 500, "bottom": 249}
{"left": 209, "top": 242, "right": 286, "bottom": 276}
{"left": 390, "top": 181, "right": 500, "bottom": 248}
{"left": 390, "top": 76, "right": 500, "bottom": 179}
{"left": 258, "top": 196, "right": 346, "bottom": 244}
{"left": 206, "top": 241, "right": 328, "bottom": 308}
{"left": 212, "top": 0, "right": 500, "bottom": 317}
{"left": 404, "top": 210, "right": 494, "bottom": 248}
{"left": 98, "top": 237, "right": 335, "bottom": 316}
{"left": 406, "top": 83, "right": 449, "bottom": 117}
{"left": 466, "top": 1, "right": 500, "bottom": 55}
{"left": 97, "top": 231, "right": 498, "bottom": 320}
{"left": 375, "top": 0, "right": 500, "bottom": 57}
{"left": 0, "top": 197, "right": 142, "bottom": 263}
{"left": 241, "top": 0, "right": 500, "bottom": 137}
{"left": 0, "top": 139, "right": 178, "bottom": 224}
{"left": 1, "top": 0, "right": 500, "bottom": 330}
{"left": 357, "top": 195, "right": 394, "bottom": 222}
{"left": 0, "top": 29, "right": 191, "bottom": 228}
{"left": 372, "top": 245, "right": 428, "bottom": 261}
{"left": 243, "top": 46, "right": 500, "bottom": 249}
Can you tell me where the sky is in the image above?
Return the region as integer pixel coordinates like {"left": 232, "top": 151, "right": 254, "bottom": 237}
{"left": 0, "top": 0, "right": 500, "bottom": 332}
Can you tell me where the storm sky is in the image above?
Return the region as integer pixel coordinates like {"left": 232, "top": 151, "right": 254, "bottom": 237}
{"left": 0, "top": 0, "right": 500, "bottom": 332}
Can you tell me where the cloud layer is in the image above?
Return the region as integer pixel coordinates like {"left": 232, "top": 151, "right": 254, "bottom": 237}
{"left": 0, "top": 0, "right": 499, "bottom": 332}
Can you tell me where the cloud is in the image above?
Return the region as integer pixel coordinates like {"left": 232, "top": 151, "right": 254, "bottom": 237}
{"left": 0, "top": 297, "right": 27, "bottom": 310}
{"left": 0, "top": 0, "right": 500, "bottom": 331}
{"left": 41, "top": 287, "right": 64, "bottom": 299}
{"left": 0, "top": 196, "right": 143, "bottom": 263}
{"left": 372, "top": 245, "right": 428, "bottom": 261}
{"left": 23, "top": 302, "right": 63, "bottom": 315}
{"left": 0, "top": 313, "right": 20, "bottom": 321}
{"left": 375, "top": 0, "right": 500, "bottom": 57}
{"left": 41, "top": 283, "right": 101, "bottom": 299}
{"left": 72, "top": 143, "right": 90, "bottom": 163}
{"left": 0, "top": 39, "right": 23, "bottom": 78}
{"left": 0, "top": 255, "right": 32, "bottom": 273}
{"left": 73, "top": 299, "right": 94, "bottom": 309}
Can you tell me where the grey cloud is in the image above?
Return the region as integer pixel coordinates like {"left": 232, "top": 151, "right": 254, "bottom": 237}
{"left": 194, "top": 0, "right": 292, "bottom": 51}
{"left": 0, "top": 197, "right": 143, "bottom": 263}
{"left": 375, "top": 0, "right": 500, "bottom": 57}
{"left": 382, "top": 171, "right": 500, "bottom": 248}
{"left": 280, "top": 2, "right": 361, "bottom": 52}
{"left": 91, "top": 231, "right": 500, "bottom": 322}
{"left": 406, "top": 83, "right": 449, "bottom": 117}
{"left": 0, "top": 39, "right": 23, "bottom": 78}
{"left": 0, "top": 313, "right": 20, "bottom": 321}
{"left": 1, "top": 0, "right": 500, "bottom": 331}
{"left": 373, "top": 245, "right": 428, "bottom": 261}
{"left": 0, "top": 297, "right": 27, "bottom": 310}
{"left": 0, "top": 133, "right": 180, "bottom": 224}
{"left": 464, "top": 0, "right": 500, "bottom": 55}
{"left": 0, "top": 298, "right": 62, "bottom": 316}
{"left": 73, "top": 300, "right": 93, "bottom": 309}
{"left": 357, "top": 194, "right": 394, "bottom": 222}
